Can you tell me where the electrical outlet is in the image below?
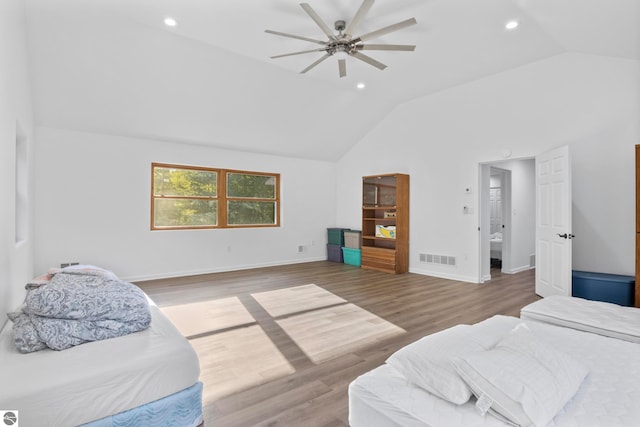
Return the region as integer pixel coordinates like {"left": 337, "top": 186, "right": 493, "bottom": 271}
{"left": 60, "top": 262, "right": 79, "bottom": 268}
{"left": 297, "top": 245, "right": 304, "bottom": 253}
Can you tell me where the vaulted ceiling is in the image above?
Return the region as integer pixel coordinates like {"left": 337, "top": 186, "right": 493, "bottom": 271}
{"left": 23, "top": 0, "right": 639, "bottom": 160}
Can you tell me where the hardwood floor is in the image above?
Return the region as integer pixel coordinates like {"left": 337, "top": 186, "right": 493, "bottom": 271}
{"left": 136, "top": 261, "right": 539, "bottom": 427}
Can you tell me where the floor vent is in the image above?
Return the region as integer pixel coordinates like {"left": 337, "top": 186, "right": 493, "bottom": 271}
{"left": 420, "top": 253, "right": 456, "bottom": 266}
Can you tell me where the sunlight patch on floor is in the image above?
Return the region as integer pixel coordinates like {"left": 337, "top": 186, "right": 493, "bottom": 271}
{"left": 251, "top": 284, "right": 347, "bottom": 317}
{"left": 160, "top": 296, "right": 255, "bottom": 338}
{"left": 163, "top": 284, "right": 404, "bottom": 400}
{"left": 190, "top": 325, "right": 295, "bottom": 402}
{"left": 276, "top": 303, "right": 406, "bottom": 363}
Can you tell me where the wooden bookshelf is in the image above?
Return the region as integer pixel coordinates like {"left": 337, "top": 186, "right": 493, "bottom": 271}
{"left": 361, "top": 173, "right": 409, "bottom": 274}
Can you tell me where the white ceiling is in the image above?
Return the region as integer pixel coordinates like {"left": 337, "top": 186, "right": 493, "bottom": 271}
{"left": 23, "top": 0, "right": 640, "bottom": 161}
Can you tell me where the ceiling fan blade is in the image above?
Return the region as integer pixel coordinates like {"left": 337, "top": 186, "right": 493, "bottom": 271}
{"left": 265, "top": 29, "right": 327, "bottom": 46}
{"left": 300, "top": 3, "right": 337, "bottom": 41}
{"left": 350, "top": 51, "right": 387, "bottom": 70}
{"left": 344, "top": 0, "right": 374, "bottom": 37}
{"left": 301, "top": 53, "right": 332, "bottom": 74}
{"left": 355, "top": 17, "right": 417, "bottom": 42}
{"left": 271, "top": 48, "right": 327, "bottom": 59}
{"left": 338, "top": 58, "right": 347, "bottom": 78}
{"left": 356, "top": 43, "right": 416, "bottom": 51}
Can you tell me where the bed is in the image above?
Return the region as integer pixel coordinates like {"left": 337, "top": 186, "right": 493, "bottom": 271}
{"left": 0, "top": 268, "right": 202, "bottom": 427}
{"left": 520, "top": 294, "right": 640, "bottom": 343}
{"left": 490, "top": 232, "right": 502, "bottom": 261}
{"left": 349, "top": 297, "right": 640, "bottom": 427}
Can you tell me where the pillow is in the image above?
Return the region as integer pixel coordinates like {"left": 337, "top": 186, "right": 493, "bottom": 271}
{"left": 57, "top": 264, "right": 118, "bottom": 280}
{"left": 453, "top": 324, "right": 588, "bottom": 427}
{"left": 386, "top": 315, "right": 520, "bottom": 404}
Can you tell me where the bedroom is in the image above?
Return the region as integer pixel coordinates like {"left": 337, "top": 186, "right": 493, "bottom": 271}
{"left": 1, "top": 0, "right": 639, "bottom": 425}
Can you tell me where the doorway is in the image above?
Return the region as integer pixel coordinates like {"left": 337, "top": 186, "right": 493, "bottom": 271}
{"left": 489, "top": 167, "right": 508, "bottom": 270}
{"left": 479, "top": 158, "right": 535, "bottom": 282}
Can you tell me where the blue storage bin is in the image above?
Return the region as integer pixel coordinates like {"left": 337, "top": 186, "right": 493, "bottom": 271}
{"left": 571, "top": 270, "right": 635, "bottom": 307}
{"left": 327, "top": 244, "right": 344, "bottom": 263}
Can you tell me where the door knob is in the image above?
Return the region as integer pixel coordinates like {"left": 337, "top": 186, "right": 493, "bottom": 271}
{"left": 557, "top": 233, "right": 576, "bottom": 239}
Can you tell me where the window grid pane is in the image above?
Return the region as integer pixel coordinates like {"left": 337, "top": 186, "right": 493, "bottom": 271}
{"left": 227, "top": 201, "right": 276, "bottom": 225}
{"left": 154, "top": 167, "right": 217, "bottom": 197}
{"left": 154, "top": 199, "right": 218, "bottom": 227}
{"left": 227, "top": 173, "right": 276, "bottom": 199}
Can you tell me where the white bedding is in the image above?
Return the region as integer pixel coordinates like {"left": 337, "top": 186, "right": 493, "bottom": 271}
{"left": 520, "top": 295, "right": 640, "bottom": 343}
{"left": 490, "top": 232, "right": 502, "bottom": 260}
{"left": 349, "top": 316, "right": 640, "bottom": 427}
{"left": 0, "top": 301, "right": 200, "bottom": 427}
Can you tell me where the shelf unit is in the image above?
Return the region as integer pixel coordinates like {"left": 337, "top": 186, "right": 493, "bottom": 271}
{"left": 361, "top": 173, "right": 409, "bottom": 274}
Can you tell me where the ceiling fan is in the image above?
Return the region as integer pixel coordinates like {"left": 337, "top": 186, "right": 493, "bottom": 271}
{"left": 265, "top": 0, "right": 417, "bottom": 78}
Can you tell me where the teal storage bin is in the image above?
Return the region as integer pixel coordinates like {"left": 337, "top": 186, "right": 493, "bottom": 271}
{"left": 342, "top": 247, "right": 362, "bottom": 267}
{"left": 327, "top": 228, "right": 350, "bottom": 246}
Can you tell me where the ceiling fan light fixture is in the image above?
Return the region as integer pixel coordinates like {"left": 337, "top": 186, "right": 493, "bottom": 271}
{"left": 505, "top": 20, "right": 519, "bottom": 30}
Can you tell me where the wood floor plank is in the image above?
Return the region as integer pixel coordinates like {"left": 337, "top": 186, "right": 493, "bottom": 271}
{"left": 252, "top": 284, "right": 346, "bottom": 317}
{"left": 160, "top": 296, "right": 256, "bottom": 338}
{"left": 136, "top": 261, "right": 539, "bottom": 426}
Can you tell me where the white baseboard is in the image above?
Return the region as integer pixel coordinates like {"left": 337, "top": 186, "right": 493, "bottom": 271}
{"left": 409, "top": 267, "right": 481, "bottom": 284}
{"left": 126, "top": 259, "right": 494, "bottom": 285}
{"left": 502, "top": 265, "right": 535, "bottom": 274}
{"left": 124, "top": 257, "right": 327, "bottom": 283}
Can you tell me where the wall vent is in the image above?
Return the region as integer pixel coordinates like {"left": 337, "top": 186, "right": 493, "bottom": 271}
{"left": 420, "top": 253, "right": 456, "bottom": 266}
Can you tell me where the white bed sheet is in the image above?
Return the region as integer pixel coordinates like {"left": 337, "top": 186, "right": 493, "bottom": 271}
{"left": 490, "top": 232, "right": 502, "bottom": 260}
{"left": 0, "top": 301, "right": 200, "bottom": 427}
{"left": 490, "top": 241, "right": 502, "bottom": 260}
{"left": 520, "top": 295, "right": 640, "bottom": 343}
{"left": 349, "top": 316, "right": 640, "bottom": 427}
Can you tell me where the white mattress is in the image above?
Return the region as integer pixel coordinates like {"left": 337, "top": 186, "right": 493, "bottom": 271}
{"left": 349, "top": 317, "right": 640, "bottom": 427}
{"left": 520, "top": 295, "right": 640, "bottom": 343}
{"left": 0, "top": 301, "right": 200, "bottom": 427}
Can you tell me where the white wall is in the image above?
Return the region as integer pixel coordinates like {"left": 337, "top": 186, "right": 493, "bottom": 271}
{"left": 34, "top": 127, "right": 337, "bottom": 281}
{"left": 0, "top": 0, "right": 36, "bottom": 324}
{"left": 336, "top": 52, "right": 640, "bottom": 282}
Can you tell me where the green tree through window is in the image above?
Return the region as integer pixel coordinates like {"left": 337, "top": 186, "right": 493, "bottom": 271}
{"left": 151, "top": 163, "right": 280, "bottom": 229}
{"left": 227, "top": 173, "right": 277, "bottom": 225}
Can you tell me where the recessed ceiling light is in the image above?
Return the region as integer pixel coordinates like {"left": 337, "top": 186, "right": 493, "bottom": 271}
{"left": 164, "top": 17, "right": 177, "bottom": 27}
{"left": 356, "top": 82, "right": 366, "bottom": 90}
{"left": 505, "top": 20, "right": 519, "bottom": 30}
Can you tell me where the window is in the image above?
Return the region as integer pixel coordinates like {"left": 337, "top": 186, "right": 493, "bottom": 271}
{"left": 151, "top": 163, "right": 280, "bottom": 230}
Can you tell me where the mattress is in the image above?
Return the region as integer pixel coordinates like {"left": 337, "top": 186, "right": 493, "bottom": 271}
{"left": 520, "top": 295, "right": 640, "bottom": 343}
{"left": 0, "top": 301, "right": 201, "bottom": 427}
{"left": 349, "top": 317, "right": 640, "bottom": 427}
{"left": 490, "top": 233, "right": 502, "bottom": 260}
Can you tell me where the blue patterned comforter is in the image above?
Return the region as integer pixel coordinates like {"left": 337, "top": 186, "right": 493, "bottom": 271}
{"left": 8, "top": 272, "right": 151, "bottom": 353}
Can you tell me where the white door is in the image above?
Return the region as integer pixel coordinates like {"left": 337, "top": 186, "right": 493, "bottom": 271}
{"left": 535, "top": 145, "right": 572, "bottom": 297}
